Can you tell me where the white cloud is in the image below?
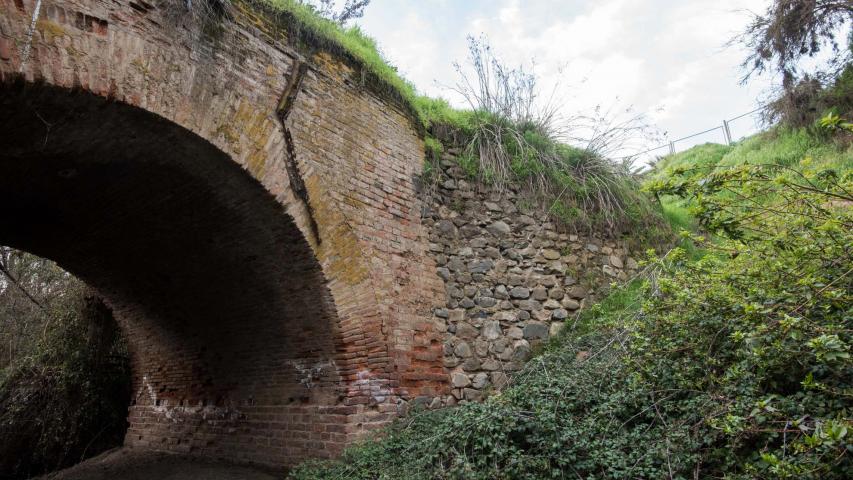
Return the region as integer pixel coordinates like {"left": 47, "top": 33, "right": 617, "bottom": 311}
{"left": 358, "top": 0, "right": 775, "bottom": 158}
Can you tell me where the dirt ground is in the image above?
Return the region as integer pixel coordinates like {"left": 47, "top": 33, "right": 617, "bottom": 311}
{"left": 36, "top": 448, "right": 286, "bottom": 480}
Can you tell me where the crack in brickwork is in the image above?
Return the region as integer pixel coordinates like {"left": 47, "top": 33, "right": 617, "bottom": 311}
{"left": 276, "top": 58, "right": 320, "bottom": 245}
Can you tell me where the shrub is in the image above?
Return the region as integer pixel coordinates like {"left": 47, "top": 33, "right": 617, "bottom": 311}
{"left": 761, "top": 64, "right": 853, "bottom": 129}
{"left": 734, "top": 0, "right": 853, "bottom": 126}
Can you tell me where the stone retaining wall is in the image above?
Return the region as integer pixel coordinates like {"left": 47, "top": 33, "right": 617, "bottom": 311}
{"left": 422, "top": 154, "right": 640, "bottom": 405}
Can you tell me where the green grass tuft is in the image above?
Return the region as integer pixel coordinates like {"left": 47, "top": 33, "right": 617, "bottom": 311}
{"left": 413, "top": 96, "right": 476, "bottom": 132}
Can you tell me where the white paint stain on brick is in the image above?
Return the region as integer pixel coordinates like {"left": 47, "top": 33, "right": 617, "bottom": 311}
{"left": 139, "top": 374, "right": 240, "bottom": 424}
{"left": 351, "top": 369, "right": 392, "bottom": 404}
{"left": 290, "top": 358, "right": 336, "bottom": 389}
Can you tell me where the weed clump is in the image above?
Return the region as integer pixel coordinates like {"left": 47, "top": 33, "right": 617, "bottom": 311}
{"left": 420, "top": 36, "right": 668, "bottom": 246}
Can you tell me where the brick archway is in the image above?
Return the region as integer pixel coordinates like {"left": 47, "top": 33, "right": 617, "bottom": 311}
{"left": 0, "top": 82, "right": 352, "bottom": 464}
{"left": 0, "top": 0, "right": 449, "bottom": 467}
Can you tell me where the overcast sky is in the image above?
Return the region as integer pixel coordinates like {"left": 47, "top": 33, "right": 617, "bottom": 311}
{"left": 356, "top": 0, "right": 775, "bottom": 161}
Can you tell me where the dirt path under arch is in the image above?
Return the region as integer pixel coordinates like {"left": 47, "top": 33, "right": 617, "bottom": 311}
{"left": 37, "top": 448, "right": 286, "bottom": 480}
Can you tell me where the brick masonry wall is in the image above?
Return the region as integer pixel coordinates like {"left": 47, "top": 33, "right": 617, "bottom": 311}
{"left": 0, "top": 0, "right": 446, "bottom": 468}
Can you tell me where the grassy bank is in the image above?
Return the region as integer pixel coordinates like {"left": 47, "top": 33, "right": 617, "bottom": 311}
{"left": 647, "top": 126, "right": 853, "bottom": 256}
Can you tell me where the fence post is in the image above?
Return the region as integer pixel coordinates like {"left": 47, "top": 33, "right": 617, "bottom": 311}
{"left": 668, "top": 142, "right": 675, "bottom": 155}
{"left": 723, "top": 120, "right": 733, "bottom": 145}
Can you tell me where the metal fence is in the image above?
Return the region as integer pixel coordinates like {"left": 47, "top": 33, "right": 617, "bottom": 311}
{"left": 634, "top": 106, "right": 766, "bottom": 161}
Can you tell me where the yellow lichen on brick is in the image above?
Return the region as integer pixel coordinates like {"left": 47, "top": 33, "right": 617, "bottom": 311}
{"left": 265, "top": 64, "right": 281, "bottom": 90}
{"left": 232, "top": 0, "right": 287, "bottom": 44}
{"left": 36, "top": 19, "right": 66, "bottom": 43}
{"left": 230, "top": 100, "right": 274, "bottom": 177}
{"left": 130, "top": 58, "right": 151, "bottom": 79}
{"left": 64, "top": 43, "right": 83, "bottom": 59}
{"left": 214, "top": 123, "right": 242, "bottom": 155}
{"left": 306, "top": 175, "right": 369, "bottom": 286}
{"left": 212, "top": 99, "right": 276, "bottom": 178}
{"left": 313, "top": 51, "right": 355, "bottom": 79}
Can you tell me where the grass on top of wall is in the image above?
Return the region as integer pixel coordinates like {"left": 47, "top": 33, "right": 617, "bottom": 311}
{"left": 239, "top": 1, "right": 670, "bottom": 247}
{"left": 242, "top": 0, "right": 472, "bottom": 130}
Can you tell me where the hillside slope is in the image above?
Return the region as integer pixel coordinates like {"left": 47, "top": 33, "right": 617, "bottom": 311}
{"left": 291, "top": 129, "right": 853, "bottom": 479}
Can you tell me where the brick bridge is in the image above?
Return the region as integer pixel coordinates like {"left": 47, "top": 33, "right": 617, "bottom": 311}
{"left": 0, "top": 0, "right": 449, "bottom": 467}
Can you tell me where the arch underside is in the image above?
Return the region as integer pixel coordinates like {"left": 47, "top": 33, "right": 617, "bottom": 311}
{"left": 0, "top": 82, "right": 346, "bottom": 464}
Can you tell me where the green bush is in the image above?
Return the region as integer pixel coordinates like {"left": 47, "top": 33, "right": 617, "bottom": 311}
{"left": 640, "top": 163, "right": 852, "bottom": 478}
{"left": 768, "top": 63, "right": 853, "bottom": 128}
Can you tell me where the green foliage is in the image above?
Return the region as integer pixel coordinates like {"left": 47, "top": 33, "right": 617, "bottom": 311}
{"left": 291, "top": 331, "right": 672, "bottom": 480}
{"left": 768, "top": 62, "right": 853, "bottom": 128}
{"left": 549, "top": 200, "right": 580, "bottom": 225}
{"left": 413, "top": 96, "right": 476, "bottom": 133}
{"left": 820, "top": 111, "right": 853, "bottom": 132}
{"left": 819, "top": 64, "right": 853, "bottom": 120}
{"left": 0, "top": 292, "right": 131, "bottom": 479}
{"left": 424, "top": 137, "right": 443, "bottom": 157}
{"left": 421, "top": 137, "right": 444, "bottom": 185}
{"left": 647, "top": 129, "right": 853, "bottom": 203}
{"left": 455, "top": 152, "right": 480, "bottom": 179}
{"left": 0, "top": 247, "right": 77, "bottom": 372}
{"left": 456, "top": 115, "right": 669, "bottom": 247}
{"left": 640, "top": 162, "right": 852, "bottom": 478}
{"left": 292, "top": 152, "right": 852, "bottom": 479}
